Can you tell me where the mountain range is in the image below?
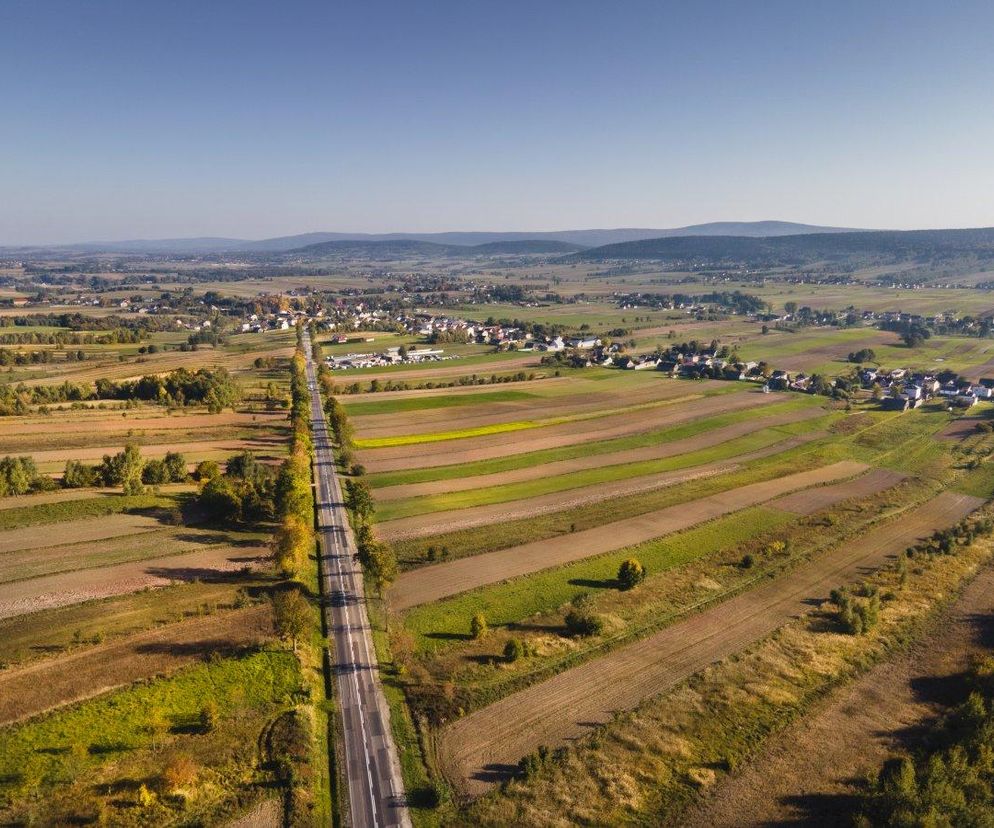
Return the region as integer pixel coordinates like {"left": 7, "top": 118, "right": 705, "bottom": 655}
{"left": 2, "top": 221, "right": 862, "bottom": 255}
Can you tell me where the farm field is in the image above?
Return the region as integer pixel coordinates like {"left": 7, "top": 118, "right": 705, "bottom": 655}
{"left": 683, "top": 560, "right": 994, "bottom": 827}
{"left": 0, "top": 317, "right": 328, "bottom": 825}
{"left": 436, "top": 490, "right": 981, "bottom": 794}
{"left": 6, "top": 258, "right": 994, "bottom": 825}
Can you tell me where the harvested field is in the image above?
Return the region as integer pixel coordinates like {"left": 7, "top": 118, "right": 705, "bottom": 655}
{"left": 377, "top": 433, "right": 823, "bottom": 541}
{"left": 0, "top": 512, "right": 162, "bottom": 555}
{"left": 22, "top": 437, "right": 273, "bottom": 465}
{"left": 437, "top": 490, "right": 982, "bottom": 795}
{"left": 0, "top": 543, "right": 268, "bottom": 619}
{"left": 389, "top": 461, "right": 866, "bottom": 609}
{"left": 0, "top": 526, "right": 251, "bottom": 584}
{"left": 683, "top": 562, "right": 994, "bottom": 827}
{"left": 374, "top": 407, "right": 826, "bottom": 501}
{"left": 771, "top": 332, "right": 896, "bottom": 372}
{"left": 0, "top": 409, "right": 285, "bottom": 438}
{"left": 936, "top": 416, "right": 986, "bottom": 441}
{"left": 769, "top": 468, "right": 907, "bottom": 515}
{"left": 0, "top": 606, "right": 272, "bottom": 726}
{"left": 360, "top": 389, "right": 773, "bottom": 473}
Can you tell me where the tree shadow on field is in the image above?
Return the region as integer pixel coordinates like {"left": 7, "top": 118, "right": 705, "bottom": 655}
{"left": 471, "top": 763, "right": 519, "bottom": 785}
{"left": 777, "top": 790, "right": 865, "bottom": 826}
{"left": 133, "top": 638, "right": 261, "bottom": 660}
{"left": 142, "top": 564, "right": 264, "bottom": 584}
{"left": 568, "top": 577, "right": 618, "bottom": 590}
{"left": 424, "top": 631, "right": 472, "bottom": 642}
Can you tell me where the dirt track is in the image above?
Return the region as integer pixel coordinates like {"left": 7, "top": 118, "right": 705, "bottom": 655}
{"left": 377, "top": 434, "right": 824, "bottom": 542}
{"left": 683, "top": 561, "right": 994, "bottom": 827}
{"left": 0, "top": 607, "right": 272, "bottom": 725}
{"left": 0, "top": 543, "right": 269, "bottom": 620}
{"left": 769, "top": 468, "right": 907, "bottom": 515}
{"left": 360, "top": 389, "right": 774, "bottom": 473}
{"left": 437, "top": 490, "right": 982, "bottom": 796}
{"left": 374, "top": 406, "right": 825, "bottom": 501}
{"left": 389, "top": 461, "right": 866, "bottom": 610}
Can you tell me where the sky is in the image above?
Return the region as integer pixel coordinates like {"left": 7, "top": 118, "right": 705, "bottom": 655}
{"left": 2, "top": 0, "right": 994, "bottom": 245}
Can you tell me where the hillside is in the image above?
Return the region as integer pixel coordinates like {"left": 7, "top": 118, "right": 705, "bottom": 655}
{"left": 470, "top": 239, "right": 587, "bottom": 255}
{"left": 574, "top": 227, "right": 994, "bottom": 267}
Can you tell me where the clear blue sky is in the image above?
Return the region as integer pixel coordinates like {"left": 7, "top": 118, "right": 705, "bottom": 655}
{"left": 2, "top": 0, "right": 993, "bottom": 244}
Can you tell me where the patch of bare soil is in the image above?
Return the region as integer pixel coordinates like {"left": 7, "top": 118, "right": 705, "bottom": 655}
{"left": 360, "top": 390, "right": 775, "bottom": 473}
{"left": 937, "top": 416, "right": 987, "bottom": 441}
{"left": 436, "top": 491, "right": 981, "bottom": 797}
{"left": 0, "top": 543, "right": 268, "bottom": 620}
{"left": 389, "top": 461, "right": 865, "bottom": 610}
{"left": 374, "top": 406, "right": 826, "bottom": 502}
{"left": 769, "top": 468, "right": 907, "bottom": 515}
{"left": 682, "top": 562, "right": 994, "bottom": 827}
{"left": 0, "top": 607, "right": 272, "bottom": 725}
{"left": 0, "top": 513, "right": 163, "bottom": 556}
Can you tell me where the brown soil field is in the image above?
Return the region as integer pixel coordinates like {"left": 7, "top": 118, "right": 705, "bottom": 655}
{"left": 769, "top": 468, "right": 907, "bottom": 515}
{"left": 0, "top": 606, "right": 272, "bottom": 726}
{"left": 360, "top": 389, "right": 775, "bottom": 473}
{"left": 683, "top": 562, "right": 994, "bottom": 827}
{"left": 0, "top": 543, "right": 268, "bottom": 620}
{"left": 377, "top": 434, "right": 823, "bottom": 542}
{"left": 389, "top": 460, "right": 865, "bottom": 610}
{"left": 0, "top": 409, "right": 284, "bottom": 438}
{"left": 961, "top": 352, "right": 994, "bottom": 383}
{"left": 936, "top": 416, "right": 985, "bottom": 441}
{"left": 374, "top": 407, "right": 826, "bottom": 501}
{"left": 352, "top": 380, "right": 709, "bottom": 437}
{"left": 23, "top": 342, "right": 295, "bottom": 387}
{"left": 0, "top": 512, "right": 163, "bottom": 556}
{"left": 342, "top": 375, "right": 569, "bottom": 404}
{"left": 0, "top": 525, "right": 240, "bottom": 584}
{"left": 437, "top": 490, "right": 982, "bottom": 795}
{"left": 22, "top": 437, "right": 272, "bottom": 465}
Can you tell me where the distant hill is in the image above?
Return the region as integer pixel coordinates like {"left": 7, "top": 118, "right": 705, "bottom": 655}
{"left": 574, "top": 227, "right": 994, "bottom": 267}
{"left": 469, "top": 239, "right": 587, "bottom": 255}
{"left": 287, "top": 239, "right": 461, "bottom": 258}
{"left": 10, "top": 220, "right": 863, "bottom": 255}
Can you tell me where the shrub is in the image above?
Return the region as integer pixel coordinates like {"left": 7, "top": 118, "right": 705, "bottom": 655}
{"left": 504, "top": 638, "right": 524, "bottom": 663}
{"left": 617, "top": 558, "right": 647, "bottom": 590}
{"left": 470, "top": 613, "right": 488, "bottom": 640}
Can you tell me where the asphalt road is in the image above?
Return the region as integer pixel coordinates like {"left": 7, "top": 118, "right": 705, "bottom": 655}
{"left": 303, "top": 332, "right": 410, "bottom": 828}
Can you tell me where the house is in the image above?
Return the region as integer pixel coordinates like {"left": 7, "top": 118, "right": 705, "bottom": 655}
{"left": 567, "top": 336, "right": 601, "bottom": 350}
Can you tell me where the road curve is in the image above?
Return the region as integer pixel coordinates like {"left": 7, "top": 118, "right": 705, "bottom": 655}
{"left": 303, "top": 331, "right": 410, "bottom": 828}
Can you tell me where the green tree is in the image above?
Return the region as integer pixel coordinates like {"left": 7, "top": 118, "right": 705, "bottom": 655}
{"left": 617, "top": 558, "right": 647, "bottom": 590}
{"left": 470, "top": 613, "right": 488, "bottom": 640}
{"left": 163, "top": 451, "right": 187, "bottom": 482}
{"left": 272, "top": 589, "right": 311, "bottom": 653}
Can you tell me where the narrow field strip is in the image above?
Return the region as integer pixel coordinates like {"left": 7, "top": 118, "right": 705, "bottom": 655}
{"left": 388, "top": 460, "right": 866, "bottom": 610}
{"left": 0, "top": 527, "right": 258, "bottom": 584}
{"left": 0, "top": 513, "right": 163, "bottom": 555}
{"left": 373, "top": 405, "right": 827, "bottom": 501}
{"left": 0, "top": 606, "right": 272, "bottom": 726}
{"left": 769, "top": 468, "right": 908, "bottom": 514}
{"left": 0, "top": 544, "right": 269, "bottom": 620}
{"left": 0, "top": 489, "right": 116, "bottom": 512}
{"left": 360, "top": 389, "right": 777, "bottom": 473}
{"left": 437, "top": 490, "right": 982, "bottom": 795}
{"left": 375, "top": 427, "right": 822, "bottom": 526}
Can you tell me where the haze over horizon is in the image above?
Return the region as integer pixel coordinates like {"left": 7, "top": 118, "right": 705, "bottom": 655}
{"left": 3, "top": 0, "right": 994, "bottom": 245}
